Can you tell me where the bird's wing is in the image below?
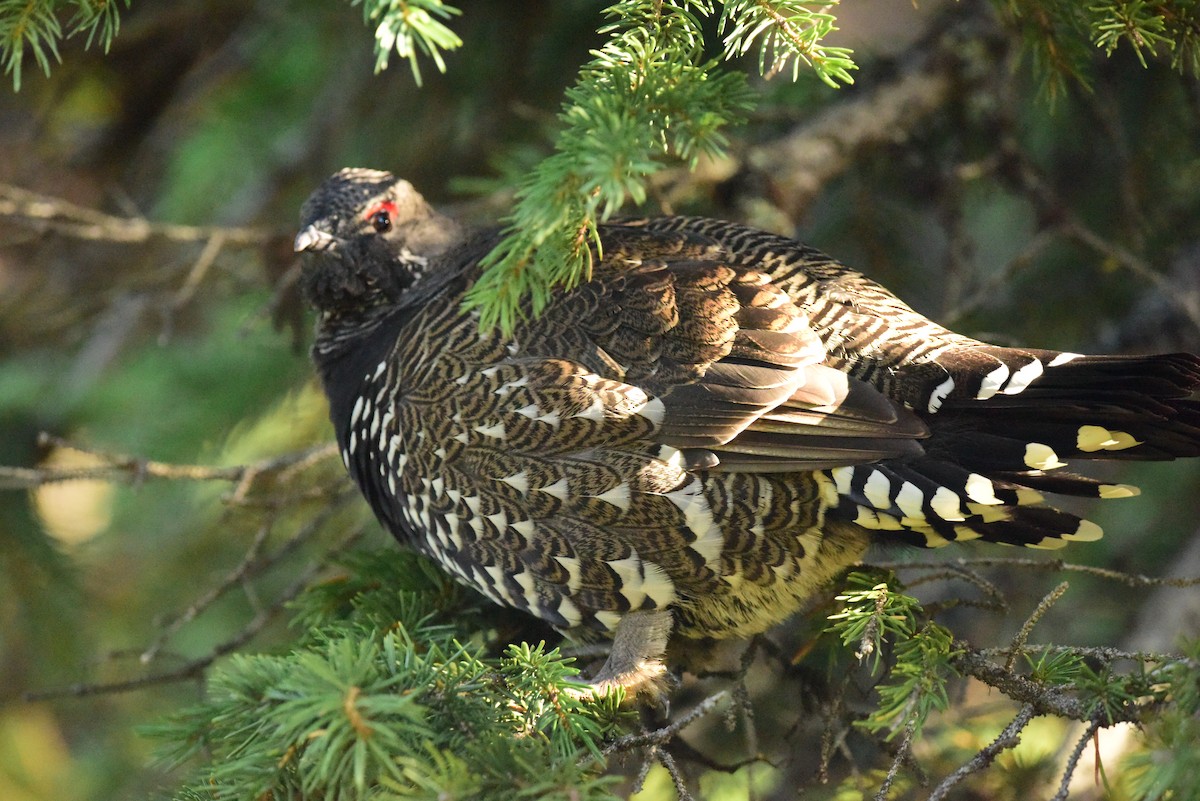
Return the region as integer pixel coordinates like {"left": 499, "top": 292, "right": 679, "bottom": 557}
{"left": 513, "top": 223, "right": 929, "bottom": 472}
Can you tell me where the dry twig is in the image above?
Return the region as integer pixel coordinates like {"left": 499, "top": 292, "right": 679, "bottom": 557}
{"left": 927, "top": 704, "right": 1037, "bottom": 801}
{"left": 1051, "top": 717, "right": 1105, "bottom": 801}
{"left": 873, "top": 720, "right": 916, "bottom": 801}
{"left": 1004, "top": 581, "right": 1070, "bottom": 672}
{"left": 0, "top": 434, "right": 338, "bottom": 496}
{"left": 873, "top": 556, "right": 1200, "bottom": 590}
{"left": 139, "top": 489, "right": 357, "bottom": 664}
{"left": 21, "top": 526, "right": 364, "bottom": 703}
{"left": 0, "top": 183, "right": 268, "bottom": 247}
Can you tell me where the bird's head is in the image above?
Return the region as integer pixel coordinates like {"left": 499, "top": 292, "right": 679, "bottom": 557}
{"left": 294, "top": 168, "right": 462, "bottom": 314}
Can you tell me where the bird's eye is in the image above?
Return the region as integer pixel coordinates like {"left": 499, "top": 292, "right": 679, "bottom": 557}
{"left": 364, "top": 200, "right": 399, "bottom": 234}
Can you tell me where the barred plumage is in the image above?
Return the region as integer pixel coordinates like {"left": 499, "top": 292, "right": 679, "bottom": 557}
{"left": 296, "top": 168, "right": 1200, "bottom": 699}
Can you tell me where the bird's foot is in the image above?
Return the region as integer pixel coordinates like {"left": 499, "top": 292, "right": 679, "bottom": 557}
{"left": 567, "top": 609, "right": 675, "bottom": 709}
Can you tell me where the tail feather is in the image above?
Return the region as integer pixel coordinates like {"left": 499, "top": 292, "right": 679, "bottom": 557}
{"left": 986, "top": 470, "right": 1140, "bottom": 499}
{"left": 917, "top": 348, "right": 1199, "bottom": 412}
{"left": 827, "top": 459, "right": 1098, "bottom": 549}
{"left": 934, "top": 401, "right": 1200, "bottom": 465}
{"left": 829, "top": 348, "right": 1200, "bottom": 551}
{"left": 1017, "top": 352, "right": 1200, "bottom": 393}
{"left": 930, "top": 349, "right": 1200, "bottom": 465}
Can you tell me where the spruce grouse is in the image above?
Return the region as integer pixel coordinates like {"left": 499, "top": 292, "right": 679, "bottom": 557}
{"left": 295, "top": 168, "right": 1200, "bottom": 699}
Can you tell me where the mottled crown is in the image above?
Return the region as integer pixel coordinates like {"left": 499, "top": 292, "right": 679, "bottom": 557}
{"left": 300, "top": 168, "right": 399, "bottom": 229}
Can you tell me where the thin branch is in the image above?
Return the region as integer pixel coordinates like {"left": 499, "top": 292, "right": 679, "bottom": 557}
{"left": 653, "top": 745, "right": 693, "bottom": 801}
{"left": 903, "top": 563, "right": 1007, "bottom": 609}
{"left": 21, "top": 526, "right": 365, "bottom": 702}
{"left": 1083, "top": 79, "right": 1148, "bottom": 250}
{"left": 139, "top": 489, "right": 356, "bottom": 664}
{"left": 873, "top": 719, "right": 915, "bottom": 801}
{"left": 922, "top": 596, "right": 1009, "bottom": 616}
{"left": 1060, "top": 217, "right": 1200, "bottom": 334}
{"left": 0, "top": 183, "right": 268, "bottom": 247}
{"left": 1005, "top": 582, "right": 1070, "bottom": 672}
{"left": 631, "top": 747, "right": 656, "bottom": 796}
{"left": 605, "top": 690, "right": 731, "bottom": 754}
{"left": 999, "top": 143, "right": 1200, "bottom": 336}
{"left": 941, "top": 227, "right": 1059, "bottom": 326}
{"left": 0, "top": 434, "right": 338, "bottom": 493}
{"left": 953, "top": 648, "right": 1093, "bottom": 722}
{"left": 660, "top": 737, "right": 770, "bottom": 776}
{"left": 927, "top": 704, "right": 1037, "bottom": 801}
{"left": 978, "top": 644, "right": 1197, "bottom": 668}
{"left": 1051, "top": 717, "right": 1105, "bottom": 801}
{"left": 872, "top": 556, "right": 1200, "bottom": 589}
{"left": 160, "top": 230, "right": 229, "bottom": 343}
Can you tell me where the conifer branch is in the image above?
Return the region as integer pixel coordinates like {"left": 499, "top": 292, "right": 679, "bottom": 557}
{"left": 0, "top": 0, "right": 129, "bottom": 89}
{"left": 719, "top": 0, "right": 855, "bottom": 86}
{"left": 997, "top": 0, "right": 1200, "bottom": 99}
{"left": 458, "top": 0, "right": 859, "bottom": 331}
{"left": 352, "top": 0, "right": 462, "bottom": 86}
{"left": 463, "top": 0, "right": 760, "bottom": 332}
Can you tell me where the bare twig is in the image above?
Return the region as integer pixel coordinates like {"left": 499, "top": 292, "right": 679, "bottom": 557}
{"left": 1005, "top": 582, "right": 1070, "bottom": 672}
{"left": 138, "top": 520, "right": 276, "bottom": 662}
{"left": 1051, "top": 717, "right": 1105, "bottom": 801}
{"left": 872, "top": 556, "right": 1200, "bottom": 589}
{"left": 927, "top": 704, "right": 1037, "bottom": 801}
{"left": 631, "top": 747, "right": 656, "bottom": 796}
{"left": 0, "top": 434, "right": 338, "bottom": 494}
{"left": 139, "top": 489, "right": 356, "bottom": 664}
{"left": 941, "top": 227, "right": 1059, "bottom": 326}
{"left": 873, "top": 719, "right": 916, "bottom": 801}
{"left": 1059, "top": 217, "right": 1200, "bottom": 334}
{"left": 653, "top": 745, "right": 693, "bottom": 801}
{"left": 0, "top": 183, "right": 268, "bottom": 247}
{"left": 922, "top": 597, "right": 1009, "bottom": 616}
{"left": 601, "top": 692, "right": 740, "bottom": 797}
{"left": 1000, "top": 144, "right": 1200, "bottom": 336}
{"left": 817, "top": 711, "right": 836, "bottom": 784}
{"left": 902, "top": 563, "right": 1007, "bottom": 609}
{"left": 978, "top": 644, "right": 1195, "bottom": 668}
{"left": 21, "top": 526, "right": 364, "bottom": 702}
{"left": 160, "top": 230, "right": 230, "bottom": 343}
{"left": 605, "top": 690, "right": 731, "bottom": 755}
{"left": 1083, "top": 80, "right": 1148, "bottom": 250}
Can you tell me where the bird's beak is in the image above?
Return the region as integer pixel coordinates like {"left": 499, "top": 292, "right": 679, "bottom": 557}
{"left": 294, "top": 225, "right": 337, "bottom": 253}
